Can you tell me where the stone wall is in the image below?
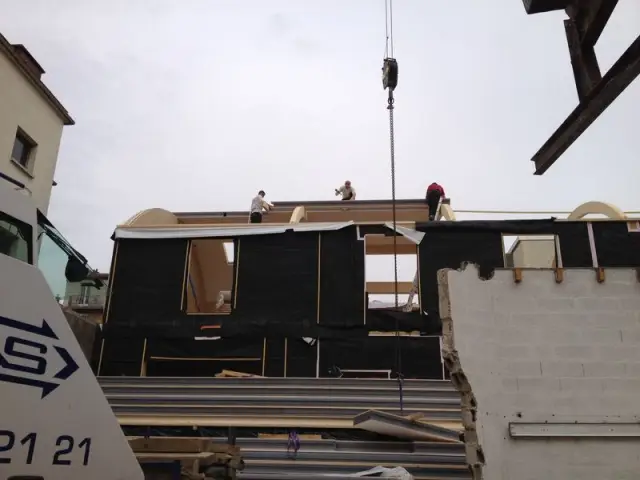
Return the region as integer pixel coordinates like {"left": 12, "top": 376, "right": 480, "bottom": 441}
{"left": 439, "top": 265, "right": 640, "bottom": 480}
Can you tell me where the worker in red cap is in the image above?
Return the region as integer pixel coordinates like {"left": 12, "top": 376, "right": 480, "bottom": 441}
{"left": 425, "top": 182, "right": 445, "bottom": 221}
{"left": 335, "top": 180, "right": 356, "bottom": 201}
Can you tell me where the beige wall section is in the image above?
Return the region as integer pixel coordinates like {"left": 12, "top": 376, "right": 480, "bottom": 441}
{"left": 289, "top": 206, "right": 306, "bottom": 223}
{"left": 366, "top": 235, "right": 417, "bottom": 255}
{"left": 177, "top": 200, "right": 438, "bottom": 225}
{"left": 123, "top": 208, "right": 179, "bottom": 226}
{"left": 0, "top": 50, "right": 65, "bottom": 215}
{"left": 440, "top": 265, "right": 640, "bottom": 480}
{"left": 509, "top": 236, "right": 556, "bottom": 268}
{"left": 439, "top": 203, "right": 456, "bottom": 221}
{"left": 187, "top": 239, "right": 233, "bottom": 313}
{"left": 567, "top": 201, "right": 627, "bottom": 220}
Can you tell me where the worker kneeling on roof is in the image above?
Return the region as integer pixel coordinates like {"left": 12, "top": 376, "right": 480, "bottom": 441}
{"left": 250, "top": 190, "right": 273, "bottom": 224}
{"left": 335, "top": 180, "right": 356, "bottom": 201}
{"left": 425, "top": 182, "right": 445, "bottom": 221}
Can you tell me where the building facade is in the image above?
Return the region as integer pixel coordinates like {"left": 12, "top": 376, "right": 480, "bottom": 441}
{"left": 64, "top": 272, "right": 108, "bottom": 324}
{"left": 0, "top": 32, "right": 74, "bottom": 215}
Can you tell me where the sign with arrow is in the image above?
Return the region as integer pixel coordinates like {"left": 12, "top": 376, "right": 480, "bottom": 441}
{"left": 0, "top": 314, "right": 79, "bottom": 399}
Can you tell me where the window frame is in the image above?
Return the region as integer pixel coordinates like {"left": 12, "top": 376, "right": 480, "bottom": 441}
{"left": 79, "top": 284, "right": 91, "bottom": 303}
{"left": 0, "top": 211, "right": 34, "bottom": 265}
{"left": 11, "top": 127, "right": 38, "bottom": 171}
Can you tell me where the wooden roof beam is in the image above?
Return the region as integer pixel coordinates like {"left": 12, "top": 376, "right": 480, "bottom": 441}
{"left": 365, "top": 235, "right": 418, "bottom": 255}
{"left": 366, "top": 281, "right": 414, "bottom": 294}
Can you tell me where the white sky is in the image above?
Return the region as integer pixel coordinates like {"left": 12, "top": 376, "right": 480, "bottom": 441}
{"left": 2, "top": 0, "right": 639, "bottom": 273}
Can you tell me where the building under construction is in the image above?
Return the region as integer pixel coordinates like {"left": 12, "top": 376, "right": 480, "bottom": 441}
{"left": 92, "top": 197, "right": 640, "bottom": 479}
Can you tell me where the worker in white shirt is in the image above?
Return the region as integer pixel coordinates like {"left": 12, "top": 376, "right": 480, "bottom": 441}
{"left": 249, "top": 190, "right": 273, "bottom": 223}
{"left": 335, "top": 180, "right": 356, "bottom": 201}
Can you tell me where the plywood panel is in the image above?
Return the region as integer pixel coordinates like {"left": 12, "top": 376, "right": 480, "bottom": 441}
{"left": 188, "top": 239, "right": 233, "bottom": 313}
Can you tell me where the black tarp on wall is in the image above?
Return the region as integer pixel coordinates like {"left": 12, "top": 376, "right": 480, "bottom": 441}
{"left": 552, "top": 222, "right": 593, "bottom": 267}
{"left": 319, "top": 226, "right": 365, "bottom": 326}
{"left": 142, "top": 337, "right": 318, "bottom": 378}
{"left": 366, "top": 308, "right": 434, "bottom": 333}
{"left": 98, "top": 336, "right": 145, "bottom": 376}
{"left": 318, "top": 336, "right": 442, "bottom": 379}
{"left": 264, "top": 338, "right": 285, "bottom": 377}
{"left": 107, "top": 238, "right": 189, "bottom": 327}
{"left": 101, "top": 219, "right": 640, "bottom": 378}
{"left": 416, "top": 220, "right": 596, "bottom": 268}
{"left": 147, "top": 338, "right": 263, "bottom": 359}
{"left": 415, "top": 220, "right": 599, "bottom": 322}
{"left": 418, "top": 230, "right": 504, "bottom": 319}
{"left": 286, "top": 338, "right": 318, "bottom": 377}
{"left": 592, "top": 222, "right": 640, "bottom": 267}
{"left": 147, "top": 359, "right": 263, "bottom": 377}
{"left": 234, "top": 231, "right": 318, "bottom": 327}
{"left": 146, "top": 338, "right": 264, "bottom": 377}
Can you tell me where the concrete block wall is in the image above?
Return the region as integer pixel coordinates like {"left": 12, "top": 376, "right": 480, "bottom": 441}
{"left": 439, "top": 265, "right": 640, "bottom": 480}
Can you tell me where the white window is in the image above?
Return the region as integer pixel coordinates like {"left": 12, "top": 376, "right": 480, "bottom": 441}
{"left": 79, "top": 285, "right": 91, "bottom": 304}
{"left": 11, "top": 128, "right": 37, "bottom": 170}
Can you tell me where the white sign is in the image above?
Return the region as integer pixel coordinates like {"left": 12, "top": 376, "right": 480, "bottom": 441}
{"left": 0, "top": 254, "right": 143, "bottom": 479}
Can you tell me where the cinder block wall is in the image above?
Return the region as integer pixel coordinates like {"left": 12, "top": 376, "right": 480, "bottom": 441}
{"left": 439, "top": 266, "right": 640, "bottom": 480}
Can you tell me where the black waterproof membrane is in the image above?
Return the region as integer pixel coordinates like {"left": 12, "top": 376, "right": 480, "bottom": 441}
{"left": 318, "top": 226, "right": 365, "bottom": 326}
{"left": 98, "top": 219, "right": 640, "bottom": 379}
{"left": 97, "top": 335, "right": 441, "bottom": 379}
{"left": 318, "top": 336, "right": 442, "bottom": 379}
{"left": 414, "top": 219, "right": 625, "bottom": 321}
{"left": 234, "top": 231, "right": 319, "bottom": 324}
{"left": 591, "top": 221, "right": 640, "bottom": 267}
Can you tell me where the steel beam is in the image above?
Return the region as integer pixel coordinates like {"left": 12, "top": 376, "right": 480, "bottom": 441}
{"left": 522, "top": 0, "right": 572, "bottom": 15}
{"left": 532, "top": 34, "right": 640, "bottom": 174}
{"left": 510, "top": 422, "right": 640, "bottom": 438}
{"left": 580, "top": 0, "right": 619, "bottom": 48}
{"left": 565, "top": 18, "right": 602, "bottom": 101}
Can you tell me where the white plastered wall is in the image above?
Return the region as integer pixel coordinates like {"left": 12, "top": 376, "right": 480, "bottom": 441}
{"left": 439, "top": 265, "right": 640, "bottom": 480}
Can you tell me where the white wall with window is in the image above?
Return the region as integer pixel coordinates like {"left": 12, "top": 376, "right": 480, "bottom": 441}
{"left": 0, "top": 36, "right": 73, "bottom": 214}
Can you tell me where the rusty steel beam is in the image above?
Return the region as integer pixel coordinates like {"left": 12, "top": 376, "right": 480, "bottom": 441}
{"left": 565, "top": 18, "right": 602, "bottom": 101}
{"left": 522, "top": 0, "right": 572, "bottom": 15}
{"left": 564, "top": 0, "right": 619, "bottom": 100}
{"left": 531, "top": 34, "right": 640, "bottom": 175}
{"left": 580, "top": 0, "right": 619, "bottom": 48}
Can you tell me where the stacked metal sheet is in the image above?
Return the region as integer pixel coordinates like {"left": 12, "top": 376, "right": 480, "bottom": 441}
{"left": 100, "top": 377, "right": 468, "bottom": 478}
{"left": 224, "top": 437, "right": 469, "bottom": 479}
{"left": 100, "top": 377, "right": 461, "bottom": 425}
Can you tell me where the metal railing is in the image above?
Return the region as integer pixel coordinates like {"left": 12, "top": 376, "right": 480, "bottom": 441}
{"left": 67, "top": 294, "right": 105, "bottom": 307}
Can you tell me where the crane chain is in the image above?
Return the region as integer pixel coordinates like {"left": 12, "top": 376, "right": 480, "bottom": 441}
{"left": 387, "top": 91, "right": 404, "bottom": 414}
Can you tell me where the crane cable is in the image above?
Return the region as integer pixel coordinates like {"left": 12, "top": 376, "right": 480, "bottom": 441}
{"left": 383, "top": 0, "right": 404, "bottom": 415}
{"left": 384, "top": 0, "right": 394, "bottom": 58}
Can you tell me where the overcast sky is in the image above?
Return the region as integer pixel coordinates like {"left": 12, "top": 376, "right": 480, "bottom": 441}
{"left": 2, "top": 0, "right": 640, "bottom": 274}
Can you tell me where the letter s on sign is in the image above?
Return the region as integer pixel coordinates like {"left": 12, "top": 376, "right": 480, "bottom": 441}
{"left": 1, "top": 337, "right": 47, "bottom": 375}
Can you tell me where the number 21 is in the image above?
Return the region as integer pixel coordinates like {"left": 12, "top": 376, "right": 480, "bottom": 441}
{"left": 0, "top": 431, "right": 36, "bottom": 464}
{"left": 53, "top": 436, "right": 91, "bottom": 466}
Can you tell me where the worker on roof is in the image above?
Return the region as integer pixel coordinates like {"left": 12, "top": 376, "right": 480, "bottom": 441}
{"left": 335, "top": 180, "right": 356, "bottom": 201}
{"left": 249, "top": 190, "right": 273, "bottom": 224}
{"left": 425, "top": 182, "right": 445, "bottom": 221}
